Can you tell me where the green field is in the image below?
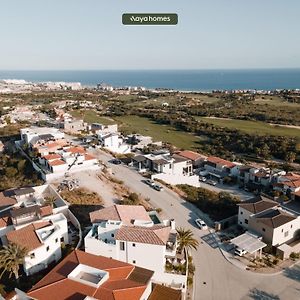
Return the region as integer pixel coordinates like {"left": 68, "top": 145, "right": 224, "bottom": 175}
{"left": 114, "top": 115, "right": 203, "bottom": 150}
{"left": 254, "top": 96, "right": 300, "bottom": 108}
{"left": 70, "top": 110, "right": 115, "bottom": 125}
{"left": 196, "top": 117, "right": 300, "bottom": 138}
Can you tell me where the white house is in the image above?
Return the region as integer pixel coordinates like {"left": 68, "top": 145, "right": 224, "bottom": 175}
{"left": 237, "top": 195, "right": 300, "bottom": 258}
{"left": 98, "top": 133, "right": 131, "bottom": 154}
{"left": 0, "top": 184, "right": 79, "bottom": 275}
{"left": 237, "top": 196, "right": 279, "bottom": 230}
{"left": 84, "top": 205, "right": 187, "bottom": 295}
{"left": 20, "top": 127, "right": 65, "bottom": 145}
{"left": 133, "top": 151, "right": 199, "bottom": 187}
{"left": 274, "top": 173, "right": 300, "bottom": 199}
{"left": 6, "top": 213, "right": 68, "bottom": 276}
{"left": 37, "top": 146, "right": 100, "bottom": 181}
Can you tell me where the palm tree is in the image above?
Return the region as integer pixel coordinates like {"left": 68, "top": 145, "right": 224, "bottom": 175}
{"left": 176, "top": 227, "right": 199, "bottom": 253}
{"left": 0, "top": 243, "right": 28, "bottom": 282}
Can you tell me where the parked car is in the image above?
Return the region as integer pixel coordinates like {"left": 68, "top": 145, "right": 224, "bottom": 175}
{"left": 234, "top": 247, "right": 247, "bottom": 256}
{"left": 206, "top": 179, "right": 217, "bottom": 186}
{"left": 111, "top": 159, "right": 122, "bottom": 165}
{"left": 153, "top": 184, "right": 163, "bottom": 191}
{"left": 144, "top": 179, "right": 155, "bottom": 186}
{"left": 195, "top": 218, "right": 208, "bottom": 230}
{"left": 199, "top": 176, "right": 207, "bottom": 182}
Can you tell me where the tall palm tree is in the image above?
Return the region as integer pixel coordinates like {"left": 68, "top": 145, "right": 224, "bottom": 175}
{"left": 176, "top": 227, "right": 199, "bottom": 253}
{"left": 0, "top": 243, "right": 27, "bottom": 282}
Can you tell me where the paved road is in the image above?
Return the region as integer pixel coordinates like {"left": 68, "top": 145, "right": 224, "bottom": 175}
{"left": 90, "top": 149, "right": 300, "bottom": 300}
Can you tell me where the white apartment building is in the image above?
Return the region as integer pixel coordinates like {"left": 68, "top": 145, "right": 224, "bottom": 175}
{"left": 84, "top": 205, "right": 187, "bottom": 295}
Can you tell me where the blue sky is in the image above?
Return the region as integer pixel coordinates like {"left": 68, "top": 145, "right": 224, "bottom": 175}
{"left": 0, "top": 0, "right": 299, "bottom": 70}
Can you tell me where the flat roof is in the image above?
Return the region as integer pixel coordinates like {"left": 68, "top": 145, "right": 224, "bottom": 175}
{"left": 230, "top": 232, "right": 266, "bottom": 254}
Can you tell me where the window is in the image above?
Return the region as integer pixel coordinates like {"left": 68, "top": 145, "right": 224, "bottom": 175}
{"left": 284, "top": 231, "right": 289, "bottom": 237}
{"left": 244, "top": 219, "right": 248, "bottom": 224}
{"left": 46, "top": 246, "right": 50, "bottom": 251}
{"left": 262, "top": 228, "right": 265, "bottom": 232}
{"left": 30, "top": 253, "right": 35, "bottom": 259}
{"left": 120, "top": 241, "right": 125, "bottom": 251}
{"left": 239, "top": 221, "right": 242, "bottom": 225}
{"left": 240, "top": 211, "right": 243, "bottom": 215}
{"left": 55, "top": 238, "right": 58, "bottom": 243}
{"left": 133, "top": 260, "right": 136, "bottom": 264}
{"left": 132, "top": 243, "right": 136, "bottom": 247}
{"left": 111, "top": 233, "right": 114, "bottom": 238}
{"left": 291, "top": 225, "right": 293, "bottom": 228}
{"left": 281, "top": 229, "right": 284, "bottom": 233}
{"left": 61, "top": 237, "right": 64, "bottom": 242}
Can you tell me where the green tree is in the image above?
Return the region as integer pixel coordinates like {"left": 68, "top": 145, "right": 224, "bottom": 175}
{"left": 285, "top": 152, "right": 296, "bottom": 163}
{"left": 0, "top": 243, "right": 28, "bottom": 282}
{"left": 176, "top": 227, "right": 199, "bottom": 253}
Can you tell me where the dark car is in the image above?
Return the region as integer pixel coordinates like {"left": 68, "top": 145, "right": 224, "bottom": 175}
{"left": 153, "top": 184, "right": 163, "bottom": 191}
{"left": 111, "top": 159, "right": 122, "bottom": 165}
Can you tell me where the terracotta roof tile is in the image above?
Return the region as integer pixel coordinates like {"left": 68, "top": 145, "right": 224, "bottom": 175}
{"left": 65, "top": 146, "right": 86, "bottom": 154}
{"left": 206, "top": 156, "right": 236, "bottom": 168}
{"left": 84, "top": 153, "right": 96, "bottom": 161}
{"left": 7, "top": 221, "right": 51, "bottom": 252}
{"left": 115, "top": 225, "right": 171, "bottom": 245}
{"left": 28, "top": 250, "right": 153, "bottom": 300}
{"left": 48, "top": 159, "right": 66, "bottom": 166}
{"left": 178, "top": 150, "right": 205, "bottom": 161}
{"left": 43, "top": 153, "right": 61, "bottom": 160}
{"left": 90, "top": 205, "right": 151, "bottom": 225}
{"left": 40, "top": 205, "right": 53, "bottom": 217}
{"left": 0, "top": 192, "right": 17, "bottom": 210}
{"left": 238, "top": 196, "right": 278, "bottom": 214}
{"left": 255, "top": 209, "right": 297, "bottom": 228}
{"left": 148, "top": 284, "right": 182, "bottom": 300}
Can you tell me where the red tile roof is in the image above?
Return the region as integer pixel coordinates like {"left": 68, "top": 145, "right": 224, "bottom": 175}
{"left": 84, "top": 153, "right": 96, "bottom": 161}
{"left": 0, "top": 192, "right": 17, "bottom": 210}
{"left": 40, "top": 205, "right": 53, "bottom": 217}
{"left": 43, "top": 153, "right": 61, "bottom": 160}
{"left": 283, "top": 179, "right": 300, "bottom": 188}
{"left": 90, "top": 205, "right": 152, "bottom": 225}
{"left": 148, "top": 284, "right": 182, "bottom": 300}
{"left": 115, "top": 225, "right": 171, "bottom": 245}
{"left": 48, "top": 159, "right": 66, "bottom": 166}
{"left": 206, "top": 156, "right": 236, "bottom": 168}
{"left": 65, "top": 146, "right": 86, "bottom": 154}
{"left": 238, "top": 196, "right": 278, "bottom": 214}
{"left": 177, "top": 150, "right": 205, "bottom": 161}
{"left": 6, "top": 221, "right": 51, "bottom": 252}
{"left": 28, "top": 250, "right": 153, "bottom": 300}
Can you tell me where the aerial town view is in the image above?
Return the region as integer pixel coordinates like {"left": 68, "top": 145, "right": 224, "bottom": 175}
{"left": 0, "top": 1, "right": 300, "bottom": 300}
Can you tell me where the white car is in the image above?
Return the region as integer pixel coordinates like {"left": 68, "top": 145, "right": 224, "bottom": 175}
{"left": 234, "top": 247, "right": 247, "bottom": 256}
{"left": 195, "top": 218, "right": 208, "bottom": 230}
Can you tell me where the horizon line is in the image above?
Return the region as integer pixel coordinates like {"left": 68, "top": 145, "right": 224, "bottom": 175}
{"left": 1, "top": 67, "right": 300, "bottom": 72}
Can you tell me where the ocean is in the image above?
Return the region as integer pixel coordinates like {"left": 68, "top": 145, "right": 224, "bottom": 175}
{"left": 0, "top": 69, "right": 300, "bottom": 91}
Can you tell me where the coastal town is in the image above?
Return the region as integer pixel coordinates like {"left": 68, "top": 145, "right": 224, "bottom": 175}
{"left": 0, "top": 81, "right": 299, "bottom": 300}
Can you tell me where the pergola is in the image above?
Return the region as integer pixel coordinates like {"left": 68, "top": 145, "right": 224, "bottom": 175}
{"left": 230, "top": 231, "right": 267, "bottom": 258}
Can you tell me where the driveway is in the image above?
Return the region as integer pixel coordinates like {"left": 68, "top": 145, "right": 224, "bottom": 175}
{"left": 89, "top": 148, "right": 300, "bottom": 300}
